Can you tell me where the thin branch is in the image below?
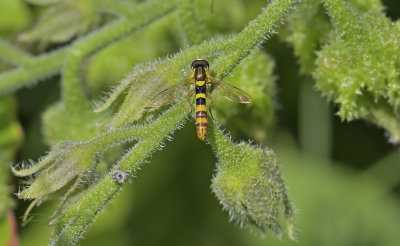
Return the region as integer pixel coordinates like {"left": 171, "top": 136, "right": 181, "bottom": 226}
{"left": 177, "top": 0, "right": 207, "bottom": 45}
{"left": 213, "top": 0, "right": 299, "bottom": 78}
{"left": 62, "top": 0, "right": 176, "bottom": 109}
{"left": 0, "top": 48, "right": 68, "bottom": 96}
{"left": 0, "top": 39, "right": 33, "bottom": 66}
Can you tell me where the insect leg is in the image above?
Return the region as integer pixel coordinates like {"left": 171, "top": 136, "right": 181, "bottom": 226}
{"left": 206, "top": 90, "right": 216, "bottom": 121}
{"left": 187, "top": 90, "right": 195, "bottom": 118}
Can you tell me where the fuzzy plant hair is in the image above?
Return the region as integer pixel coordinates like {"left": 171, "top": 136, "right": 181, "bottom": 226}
{"left": 1, "top": 0, "right": 399, "bottom": 245}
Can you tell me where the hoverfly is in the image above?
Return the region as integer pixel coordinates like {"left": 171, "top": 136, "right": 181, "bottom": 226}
{"left": 150, "top": 59, "right": 251, "bottom": 141}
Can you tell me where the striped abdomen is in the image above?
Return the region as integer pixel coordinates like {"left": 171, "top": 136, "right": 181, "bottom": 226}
{"left": 195, "top": 84, "right": 207, "bottom": 141}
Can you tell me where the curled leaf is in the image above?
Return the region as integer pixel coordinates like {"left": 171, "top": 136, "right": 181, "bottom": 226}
{"left": 14, "top": 141, "right": 97, "bottom": 199}
{"left": 94, "top": 62, "right": 158, "bottom": 114}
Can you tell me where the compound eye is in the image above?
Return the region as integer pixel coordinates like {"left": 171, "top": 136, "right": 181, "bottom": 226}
{"left": 204, "top": 62, "right": 210, "bottom": 70}
{"left": 191, "top": 60, "right": 198, "bottom": 70}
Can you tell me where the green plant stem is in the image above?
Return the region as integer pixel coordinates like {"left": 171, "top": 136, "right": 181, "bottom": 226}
{"left": 214, "top": 0, "right": 298, "bottom": 78}
{"left": 50, "top": 100, "right": 189, "bottom": 245}
{"left": 0, "top": 0, "right": 175, "bottom": 99}
{"left": 177, "top": 0, "right": 206, "bottom": 45}
{"left": 0, "top": 39, "right": 33, "bottom": 66}
{"left": 95, "top": 38, "right": 226, "bottom": 114}
{"left": 161, "top": 0, "right": 298, "bottom": 83}
{"left": 0, "top": 48, "right": 68, "bottom": 96}
{"left": 63, "top": 0, "right": 176, "bottom": 109}
{"left": 321, "top": 0, "right": 362, "bottom": 33}
{"left": 167, "top": 0, "right": 298, "bottom": 80}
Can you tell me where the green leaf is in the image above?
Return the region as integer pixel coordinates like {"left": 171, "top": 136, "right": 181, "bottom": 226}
{"left": 315, "top": 0, "right": 400, "bottom": 142}
{"left": 107, "top": 62, "right": 163, "bottom": 128}
{"left": 14, "top": 141, "right": 97, "bottom": 199}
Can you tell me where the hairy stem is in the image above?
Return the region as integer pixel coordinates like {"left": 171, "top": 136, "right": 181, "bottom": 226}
{"left": 63, "top": 0, "right": 176, "bottom": 109}
{"left": 0, "top": 48, "right": 68, "bottom": 96}
{"left": 0, "top": 0, "right": 175, "bottom": 99}
{"left": 177, "top": 0, "right": 206, "bottom": 45}
{"left": 321, "top": 0, "right": 362, "bottom": 33}
{"left": 0, "top": 39, "right": 33, "bottom": 66}
{"left": 214, "top": 0, "right": 298, "bottom": 78}
{"left": 50, "top": 100, "right": 189, "bottom": 245}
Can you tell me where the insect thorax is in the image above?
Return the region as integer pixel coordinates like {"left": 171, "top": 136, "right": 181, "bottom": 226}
{"left": 194, "top": 67, "right": 207, "bottom": 81}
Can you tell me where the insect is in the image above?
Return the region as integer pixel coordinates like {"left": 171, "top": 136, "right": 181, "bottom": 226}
{"left": 150, "top": 59, "right": 251, "bottom": 141}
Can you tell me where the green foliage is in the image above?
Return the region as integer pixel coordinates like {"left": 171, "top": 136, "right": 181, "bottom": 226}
{"left": 283, "top": 0, "right": 400, "bottom": 142}
{"left": 0, "top": 39, "right": 33, "bottom": 66}
{"left": 209, "top": 123, "right": 294, "bottom": 239}
{"left": 280, "top": 0, "right": 331, "bottom": 74}
{"left": 0, "top": 46, "right": 67, "bottom": 95}
{"left": 213, "top": 50, "right": 276, "bottom": 142}
{"left": 3, "top": 0, "right": 400, "bottom": 245}
{"left": 2, "top": 0, "right": 299, "bottom": 243}
{"left": 85, "top": 13, "right": 183, "bottom": 94}
{"left": 315, "top": 0, "right": 400, "bottom": 142}
{"left": 178, "top": 0, "right": 206, "bottom": 45}
{"left": 19, "top": 1, "right": 100, "bottom": 45}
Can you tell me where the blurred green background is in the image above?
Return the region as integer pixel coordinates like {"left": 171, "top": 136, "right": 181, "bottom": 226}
{"left": 2, "top": 0, "right": 400, "bottom": 245}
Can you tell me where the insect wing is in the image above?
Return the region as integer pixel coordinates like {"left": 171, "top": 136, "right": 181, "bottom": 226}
{"left": 149, "top": 81, "right": 190, "bottom": 108}
{"left": 211, "top": 79, "right": 252, "bottom": 103}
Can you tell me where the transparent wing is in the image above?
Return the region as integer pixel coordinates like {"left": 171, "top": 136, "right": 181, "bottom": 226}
{"left": 210, "top": 78, "right": 252, "bottom": 103}
{"left": 149, "top": 80, "right": 191, "bottom": 108}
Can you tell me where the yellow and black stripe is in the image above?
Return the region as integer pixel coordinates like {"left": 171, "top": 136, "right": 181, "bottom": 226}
{"left": 195, "top": 83, "right": 207, "bottom": 141}
{"left": 191, "top": 59, "right": 210, "bottom": 141}
{"left": 152, "top": 58, "right": 250, "bottom": 141}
